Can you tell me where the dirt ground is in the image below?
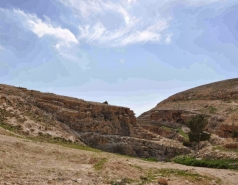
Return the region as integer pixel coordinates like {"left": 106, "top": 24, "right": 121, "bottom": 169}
{"left": 0, "top": 127, "right": 238, "bottom": 185}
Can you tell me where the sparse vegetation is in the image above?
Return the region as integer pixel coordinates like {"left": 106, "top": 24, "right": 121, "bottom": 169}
{"left": 0, "top": 108, "right": 14, "bottom": 118}
{"left": 94, "top": 158, "right": 108, "bottom": 170}
{"left": 110, "top": 178, "right": 134, "bottom": 185}
{"left": 0, "top": 121, "right": 102, "bottom": 153}
{"left": 178, "top": 127, "right": 188, "bottom": 139}
{"left": 161, "top": 168, "right": 219, "bottom": 183}
{"left": 172, "top": 156, "right": 238, "bottom": 170}
{"left": 161, "top": 125, "right": 189, "bottom": 139}
{"left": 161, "top": 126, "right": 172, "bottom": 131}
{"left": 1, "top": 81, "right": 238, "bottom": 184}
{"left": 30, "top": 135, "right": 102, "bottom": 153}
{"left": 0, "top": 118, "right": 102, "bottom": 153}
{"left": 129, "top": 164, "right": 143, "bottom": 171}
{"left": 0, "top": 121, "right": 22, "bottom": 133}
{"left": 142, "top": 157, "right": 158, "bottom": 162}
{"left": 209, "top": 106, "right": 217, "bottom": 114}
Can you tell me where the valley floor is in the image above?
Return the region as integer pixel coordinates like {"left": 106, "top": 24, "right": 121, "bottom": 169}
{"left": 0, "top": 127, "right": 238, "bottom": 185}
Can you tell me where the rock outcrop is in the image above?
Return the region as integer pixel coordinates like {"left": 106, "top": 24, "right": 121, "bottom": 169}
{"left": 0, "top": 84, "right": 189, "bottom": 160}
{"left": 137, "top": 78, "right": 238, "bottom": 139}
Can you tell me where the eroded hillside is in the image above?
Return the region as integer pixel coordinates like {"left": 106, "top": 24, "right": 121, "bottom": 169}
{"left": 0, "top": 84, "right": 189, "bottom": 160}
{"left": 1, "top": 82, "right": 238, "bottom": 185}
{"left": 137, "top": 78, "right": 238, "bottom": 140}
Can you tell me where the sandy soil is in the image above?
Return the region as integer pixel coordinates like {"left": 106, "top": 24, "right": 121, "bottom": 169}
{"left": 0, "top": 128, "right": 238, "bottom": 185}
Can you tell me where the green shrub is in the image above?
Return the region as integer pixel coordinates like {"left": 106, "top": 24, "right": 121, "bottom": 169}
{"left": 232, "top": 130, "right": 238, "bottom": 138}
{"left": 209, "top": 106, "right": 217, "bottom": 114}
{"left": 0, "top": 122, "right": 22, "bottom": 132}
{"left": 112, "top": 145, "right": 125, "bottom": 155}
{"left": 186, "top": 115, "right": 211, "bottom": 150}
{"left": 183, "top": 140, "right": 192, "bottom": 147}
{"left": 172, "top": 157, "right": 238, "bottom": 170}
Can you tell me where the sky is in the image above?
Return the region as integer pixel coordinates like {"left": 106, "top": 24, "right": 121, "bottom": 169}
{"left": 0, "top": 0, "right": 238, "bottom": 116}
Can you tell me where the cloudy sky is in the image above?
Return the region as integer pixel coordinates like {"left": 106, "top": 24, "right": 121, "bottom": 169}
{"left": 0, "top": 0, "right": 238, "bottom": 116}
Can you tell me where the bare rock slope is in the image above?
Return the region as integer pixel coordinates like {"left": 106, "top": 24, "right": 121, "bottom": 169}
{"left": 0, "top": 84, "right": 189, "bottom": 160}
{"left": 137, "top": 78, "right": 238, "bottom": 139}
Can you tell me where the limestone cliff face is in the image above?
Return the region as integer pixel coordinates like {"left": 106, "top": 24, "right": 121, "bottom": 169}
{"left": 0, "top": 84, "right": 189, "bottom": 160}
{"left": 32, "top": 94, "right": 136, "bottom": 136}
{"left": 0, "top": 85, "right": 136, "bottom": 138}
{"left": 137, "top": 78, "right": 238, "bottom": 138}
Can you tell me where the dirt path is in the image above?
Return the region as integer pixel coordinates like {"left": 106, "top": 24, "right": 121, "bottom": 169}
{"left": 0, "top": 130, "right": 238, "bottom": 185}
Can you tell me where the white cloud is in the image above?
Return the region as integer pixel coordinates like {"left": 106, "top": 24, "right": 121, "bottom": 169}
{"left": 13, "top": 9, "right": 78, "bottom": 49}
{"left": 119, "top": 31, "right": 161, "bottom": 46}
{"left": 77, "top": 18, "right": 168, "bottom": 46}
{"left": 59, "top": 0, "right": 169, "bottom": 46}
{"left": 165, "top": 34, "right": 173, "bottom": 44}
{"left": 0, "top": 45, "right": 4, "bottom": 50}
{"left": 127, "top": 0, "right": 137, "bottom": 4}
{"left": 57, "top": 0, "right": 225, "bottom": 47}
{"left": 185, "top": 0, "right": 226, "bottom": 6}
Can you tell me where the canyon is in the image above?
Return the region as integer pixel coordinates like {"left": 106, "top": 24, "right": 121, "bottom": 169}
{"left": 1, "top": 79, "right": 238, "bottom": 184}
{"left": 1, "top": 79, "right": 238, "bottom": 161}
{"left": 0, "top": 84, "right": 189, "bottom": 161}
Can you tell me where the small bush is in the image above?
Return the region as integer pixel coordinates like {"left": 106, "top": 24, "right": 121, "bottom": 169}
{"left": 232, "top": 130, "right": 238, "bottom": 138}
{"left": 140, "top": 176, "right": 148, "bottom": 181}
{"left": 112, "top": 145, "right": 125, "bottom": 155}
{"left": 183, "top": 140, "right": 192, "bottom": 147}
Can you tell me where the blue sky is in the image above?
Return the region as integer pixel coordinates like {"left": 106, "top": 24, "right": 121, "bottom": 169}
{"left": 0, "top": 0, "right": 238, "bottom": 116}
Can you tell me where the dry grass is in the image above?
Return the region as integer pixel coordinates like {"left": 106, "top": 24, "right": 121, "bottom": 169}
{"left": 0, "top": 130, "right": 236, "bottom": 185}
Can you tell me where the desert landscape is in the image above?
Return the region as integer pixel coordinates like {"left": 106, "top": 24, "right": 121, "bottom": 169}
{"left": 1, "top": 0, "right": 238, "bottom": 184}
{"left": 1, "top": 78, "right": 238, "bottom": 184}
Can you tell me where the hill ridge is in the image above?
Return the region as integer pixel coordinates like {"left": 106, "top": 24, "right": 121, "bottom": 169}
{"left": 137, "top": 77, "right": 238, "bottom": 139}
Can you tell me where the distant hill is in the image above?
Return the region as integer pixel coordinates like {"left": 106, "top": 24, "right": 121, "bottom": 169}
{"left": 137, "top": 78, "right": 238, "bottom": 138}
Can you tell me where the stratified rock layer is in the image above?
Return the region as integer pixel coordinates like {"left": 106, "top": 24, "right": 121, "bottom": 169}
{"left": 0, "top": 84, "right": 189, "bottom": 160}
{"left": 137, "top": 78, "right": 238, "bottom": 138}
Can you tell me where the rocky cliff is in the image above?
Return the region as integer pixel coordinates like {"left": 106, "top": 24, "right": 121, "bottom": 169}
{"left": 0, "top": 84, "right": 189, "bottom": 160}
{"left": 137, "top": 78, "right": 238, "bottom": 139}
